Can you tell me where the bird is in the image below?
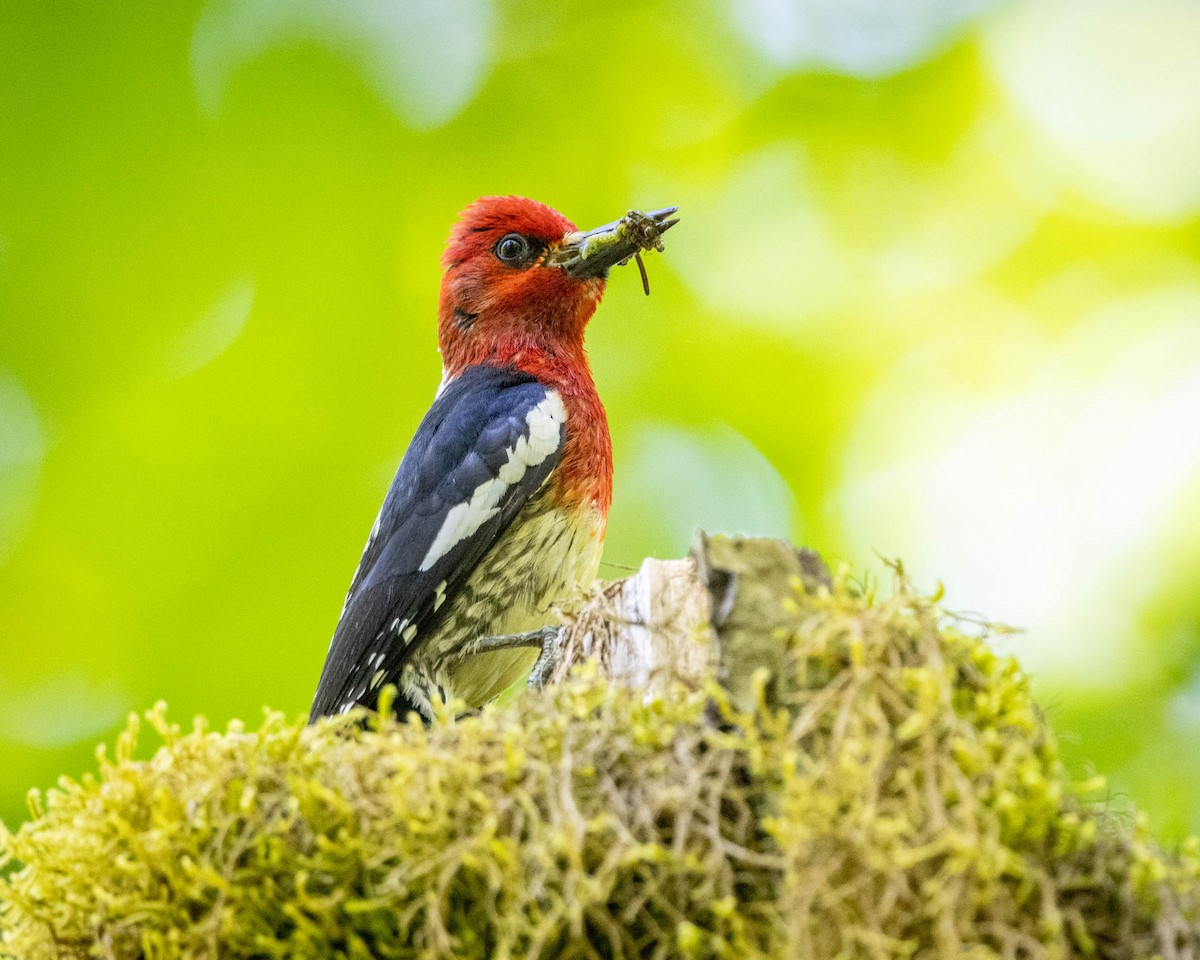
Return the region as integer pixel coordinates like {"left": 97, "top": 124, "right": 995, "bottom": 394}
{"left": 309, "top": 196, "right": 679, "bottom": 722}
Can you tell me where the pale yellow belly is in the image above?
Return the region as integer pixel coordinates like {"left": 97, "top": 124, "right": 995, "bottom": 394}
{"left": 407, "top": 495, "right": 605, "bottom": 712}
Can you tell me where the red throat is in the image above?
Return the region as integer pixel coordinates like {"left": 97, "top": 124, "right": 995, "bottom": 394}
{"left": 436, "top": 196, "right": 614, "bottom": 514}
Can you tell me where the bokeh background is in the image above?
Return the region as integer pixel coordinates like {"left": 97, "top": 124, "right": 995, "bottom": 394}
{"left": 2, "top": 0, "right": 1200, "bottom": 839}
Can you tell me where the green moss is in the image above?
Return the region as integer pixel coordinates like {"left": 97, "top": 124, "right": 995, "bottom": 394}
{"left": 2, "top": 573, "right": 1198, "bottom": 959}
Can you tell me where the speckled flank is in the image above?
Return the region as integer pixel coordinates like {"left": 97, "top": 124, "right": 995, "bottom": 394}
{"left": 406, "top": 488, "right": 605, "bottom": 714}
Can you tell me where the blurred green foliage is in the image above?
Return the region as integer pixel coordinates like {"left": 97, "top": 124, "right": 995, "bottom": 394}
{"left": 1, "top": 0, "right": 1199, "bottom": 839}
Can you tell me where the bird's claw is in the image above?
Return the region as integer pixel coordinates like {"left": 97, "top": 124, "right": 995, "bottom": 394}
{"left": 527, "top": 632, "right": 562, "bottom": 690}
{"left": 470, "top": 625, "right": 562, "bottom": 691}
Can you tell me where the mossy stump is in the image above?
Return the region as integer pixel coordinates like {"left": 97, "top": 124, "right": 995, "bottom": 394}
{"left": 2, "top": 536, "right": 1198, "bottom": 959}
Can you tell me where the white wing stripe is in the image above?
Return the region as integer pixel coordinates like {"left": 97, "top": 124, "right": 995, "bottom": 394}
{"left": 418, "top": 390, "right": 565, "bottom": 572}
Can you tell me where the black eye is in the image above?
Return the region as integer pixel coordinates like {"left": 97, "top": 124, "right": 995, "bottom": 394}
{"left": 494, "top": 233, "right": 535, "bottom": 266}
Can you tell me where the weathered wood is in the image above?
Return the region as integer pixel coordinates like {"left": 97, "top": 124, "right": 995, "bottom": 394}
{"left": 534, "top": 534, "right": 832, "bottom": 712}
{"left": 534, "top": 556, "right": 712, "bottom": 694}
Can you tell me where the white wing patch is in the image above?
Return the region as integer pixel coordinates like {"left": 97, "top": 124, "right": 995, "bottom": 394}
{"left": 418, "top": 390, "right": 565, "bottom": 572}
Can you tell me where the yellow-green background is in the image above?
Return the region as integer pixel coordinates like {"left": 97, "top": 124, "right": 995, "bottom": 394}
{"left": 2, "top": 0, "right": 1199, "bottom": 839}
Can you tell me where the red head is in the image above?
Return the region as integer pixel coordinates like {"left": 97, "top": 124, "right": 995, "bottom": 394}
{"left": 438, "top": 197, "right": 599, "bottom": 377}
{"left": 437, "top": 196, "right": 679, "bottom": 379}
{"left": 440, "top": 196, "right": 610, "bottom": 380}
{"left": 435, "top": 196, "right": 678, "bottom": 513}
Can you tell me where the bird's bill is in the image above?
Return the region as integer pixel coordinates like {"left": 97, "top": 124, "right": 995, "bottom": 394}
{"left": 549, "top": 206, "right": 679, "bottom": 279}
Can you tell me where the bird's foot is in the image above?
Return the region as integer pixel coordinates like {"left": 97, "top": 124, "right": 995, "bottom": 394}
{"left": 527, "top": 632, "right": 561, "bottom": 690}
{"left": 469, "top": 626, "right": 562, "bottom": 690}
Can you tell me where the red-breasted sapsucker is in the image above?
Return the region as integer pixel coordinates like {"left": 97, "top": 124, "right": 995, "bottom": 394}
{"left": 309, "top": 196, "right": 678, "bottom": 722}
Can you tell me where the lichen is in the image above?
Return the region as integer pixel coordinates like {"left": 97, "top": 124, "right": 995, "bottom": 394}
{"left": 2, "top": 572, "right": 1198, "bottom": 959}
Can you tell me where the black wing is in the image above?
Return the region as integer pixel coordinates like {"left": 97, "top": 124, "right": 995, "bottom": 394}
{"left": 309, "top": 364, "right": 564, "bottom": 720}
